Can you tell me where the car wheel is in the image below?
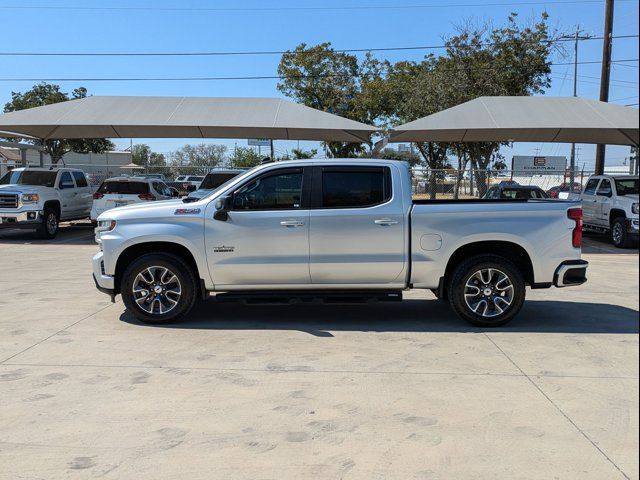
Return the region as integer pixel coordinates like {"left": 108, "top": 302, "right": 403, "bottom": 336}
{"left": 37, "top": 208, "right": 59, "bottom": 239}
{"left": 611, "top": 218, "right": 631, "bottom": 248}
{"left": 121, "top": 253, "right": 198, "bottom": 324}
{"left": 448, "top": 255, "right": 525, "bottom": 327}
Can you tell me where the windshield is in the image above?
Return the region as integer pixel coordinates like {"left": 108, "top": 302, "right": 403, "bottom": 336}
{"left": 200, "top": 172, "right": 241, "bottom": 190}
{"left": 615, "top": 178, "right": 639, "bottom": 196}
{"left": 0, "top": 170, "right": 57, "bottom": 187}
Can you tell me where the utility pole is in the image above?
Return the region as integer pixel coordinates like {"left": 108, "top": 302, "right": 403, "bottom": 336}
{"left": 595, "top": 0, "right": 615, "bottom": 175}
{"left": 561, "top": 27, "right": 591, "bottom": 186}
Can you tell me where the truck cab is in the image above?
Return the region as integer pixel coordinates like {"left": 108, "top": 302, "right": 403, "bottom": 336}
{"left": 581, "top": 174, "right": 639, "bottom": 248}
{"left": 0, "top": 167, "right": 93, "bottom": 238}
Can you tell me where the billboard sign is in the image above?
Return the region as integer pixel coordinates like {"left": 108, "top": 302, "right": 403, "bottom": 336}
{"left": 512, "top": 156, "right": 567, "bottom": 174}
{"left": 248, "top": 138, "right": 271, "bottom": 147}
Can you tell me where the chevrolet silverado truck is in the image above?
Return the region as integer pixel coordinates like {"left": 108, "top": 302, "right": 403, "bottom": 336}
{"left": 580, "top": 174, "right": 639, "bottom": 248}
{"left": 93, "top": 159, "right": 588, "bottom": 327}
{"left": 0, "top": 167, "right": 93, "bottom": 238}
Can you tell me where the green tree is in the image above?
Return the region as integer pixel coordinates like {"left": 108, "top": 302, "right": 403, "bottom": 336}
{"left": 229, "top": 147, "right": 262, "bottom": 168}
{"left": 170, "top": 144, "right": 226, "bottom": 175}
{"left": 3, "top": 83, "right": 115, "bottom": 165}
{"left": 277, "top": 43, "right": 373, "bottom": 158}
{"left": 291, "top": 148, "right": 317, "bottom": 159}
{"left": 131, "top": 144, "right": 166, "bottom": 167}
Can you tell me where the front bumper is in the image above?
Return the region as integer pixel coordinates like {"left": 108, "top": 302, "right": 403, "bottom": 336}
{"left": 554, "top": 260, "right": 589, "bottom": 287}
{"left": 0, "top": 209, "right": 43, "bottom": 228}
{"left": 93, "top": 251, "right": 116, "bottom": 300}
{"left": 627, "top": 218, "right": 639, "bottom": 234}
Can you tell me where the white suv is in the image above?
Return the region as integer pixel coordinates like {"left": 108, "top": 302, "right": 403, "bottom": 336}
{"left": 91, "top": 177, "right": 177, "bottom": 221}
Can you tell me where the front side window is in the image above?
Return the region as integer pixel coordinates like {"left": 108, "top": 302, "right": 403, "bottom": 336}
{"left": 233, "top": 169, "right": 303, "bottom": 210}
{"left": 597, "top": 179, "right": 612, "bottom": 197}
{"left": 584, "top": 178, "right": 600, "bottom": 195}
{"left": 59, "top": 172, "right": 75, "bottom": 189}
{"left": 321, "top": 168, "right": 390, "bottom": 208}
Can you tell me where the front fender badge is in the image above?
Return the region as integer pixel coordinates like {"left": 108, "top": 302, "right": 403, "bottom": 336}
{"left": 174, "top": 208, "right": 201, "bottom": 215}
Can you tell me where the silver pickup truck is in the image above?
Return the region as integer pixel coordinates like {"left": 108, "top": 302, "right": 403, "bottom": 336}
{"left": 93, "top": 159, "right": 588, "bottom": 327}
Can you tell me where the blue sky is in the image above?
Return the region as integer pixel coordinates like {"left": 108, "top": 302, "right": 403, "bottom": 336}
{"left": 1, "top": 0, "right": 638, "bottom": 168}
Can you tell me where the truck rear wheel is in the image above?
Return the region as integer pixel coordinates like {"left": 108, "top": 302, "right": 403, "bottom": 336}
{"left": 121, "top": 253, "right": 198, "bottom": 324}
{"left": 448, "top": 255, "right": 525, "bottom": 327}
{"left": 37, "top": 208, "right": 59, "bottom": 239}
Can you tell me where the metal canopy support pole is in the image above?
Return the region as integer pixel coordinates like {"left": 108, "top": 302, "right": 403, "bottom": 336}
{"left": 595, "top": 0, "right": 615, "bottom": 175}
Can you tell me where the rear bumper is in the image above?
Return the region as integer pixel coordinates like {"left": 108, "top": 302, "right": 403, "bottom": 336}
{"left": 0, "top": 209, "right": 43, "bottom": 228}
{"left": 554, "top": 260, "right": 588, "bottom": 287}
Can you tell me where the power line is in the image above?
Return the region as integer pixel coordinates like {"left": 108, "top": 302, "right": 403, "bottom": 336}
{"left": 1, "top": 34, "right": 637, "bottom": 57}
{"left": 1, "top": 59, "right": 638, "bottom": 83}
{"left": 0, "top": 0, "right": 634, "bottom": 12}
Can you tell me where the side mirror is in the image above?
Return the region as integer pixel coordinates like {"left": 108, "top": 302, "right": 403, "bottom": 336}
{"left": 214, "top": 195, "right": 232, "bottom": 221}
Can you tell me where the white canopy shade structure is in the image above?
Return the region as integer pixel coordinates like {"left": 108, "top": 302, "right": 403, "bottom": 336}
{"left": 389, "top": 96, "right": 639, "bottom": 147}
{"left": 0, "top": 96, "right": 377, "bottom": 143}
{"left": 121, "top": 162, "right": 145, "bottom": 170}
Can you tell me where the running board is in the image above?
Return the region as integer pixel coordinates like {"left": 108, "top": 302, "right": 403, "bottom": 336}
{"left": 212, "top": 290, "right": 403, "bottom": 305}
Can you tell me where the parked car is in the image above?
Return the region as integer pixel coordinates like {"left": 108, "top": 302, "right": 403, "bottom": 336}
{"left": 0, "top": 167, "right": 93, "bottom": 238}
{"left": 91, "top": 177, "right": 178, "bottom": 222}
{"left": 581, "top": 174, "right": 639, "bottom": 248}
{"left": 175, "top": 175, "right": 204, "bottom": 191}
{"left": 134, "top": 174, "right": 167, "bottom": 182}
{"left": 547, "top": 182, "right": 582, "bottom": 199}
{"left": 484, "top": 185, "right": 548, "bottom": 199}
{"left": 495, "top": 180, "right": 520, "bottom": 187}
{"left": 186, "top": 169, "right": 244, "bottom": 201}
{"left": 93, "top": 159, "right": 588, "bottom": 328}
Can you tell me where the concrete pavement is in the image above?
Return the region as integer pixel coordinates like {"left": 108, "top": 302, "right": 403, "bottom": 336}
{"left": 0, "top": 226, "right": 638, "bottom": 479}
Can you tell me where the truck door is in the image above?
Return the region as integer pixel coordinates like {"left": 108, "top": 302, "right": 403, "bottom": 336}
{"left": 308, "top": 166, "right": 406, "bottom": 285}
{"left": 204, "top": 167, "right": 311, "bottom": 287}
{"left": 581, "top": 178, "right": 601, "bottom": 225}
{"left": 57, "top": 171, "right": 78, "bottom": 219}
{"left": 72, "top": 171, "right": 92, "bottom": 217}
{"left": 595, "top": 178, "right": 613, "bottom": 225}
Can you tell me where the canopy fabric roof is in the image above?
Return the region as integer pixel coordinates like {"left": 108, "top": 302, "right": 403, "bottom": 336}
{"left": 389, "top": 96, "right": 639, "bottom": 146}
{"left": 0, "top": 96, "right": 377, "bottom": 143}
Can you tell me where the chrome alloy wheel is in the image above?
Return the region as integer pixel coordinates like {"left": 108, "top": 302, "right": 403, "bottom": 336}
{"left": 132, "top": 266, "right": 182, "bottom": 315}
{"left": 464, "top": 268, "right": 514, "bottom": 318}
{"left": 46, "top": 212, "right": 58, "bottom": 235}
{"left": 612, "top": 222, "right": 624, "bottom": 245}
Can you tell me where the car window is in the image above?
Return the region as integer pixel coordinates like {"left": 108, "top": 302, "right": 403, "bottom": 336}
{"left": 98, "top": 181, "right": 150, "bottom": 195}
{"left": 486, "top": 188, "right": 498, "bottom": 199}
{"left": 157, "top": 182, "right": 171, "bottom": 196}
{"left": 72, "top": 171, "right": 88, "bottom": 188}
{"left": 597, "top": 179, "right": 612, "bottom": 197}
{"left": 200, "top": 172, "right": 241, "bottom": 190}
{"left": 584, "top": 178, "right": 600, "bottom": 195}
{"left": 233, "top": 169, "right": 303, "bottom": 210}
{"left": 321, "top": 168, "right": 390, "bottom": 208}
{"left": 59, "top": 171, "right": 75, "bottom": 189}
{"left": 0, "top": 170, "right": 57, "bottom": 187}
{"left": 615, "top": 178, "right": 639, "bottom": 196}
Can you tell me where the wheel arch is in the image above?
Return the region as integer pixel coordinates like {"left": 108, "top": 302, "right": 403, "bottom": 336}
{"left": 43, "top": 200, "right": 61, "bottom": 216}
{"left": 442, "top": 241, "right": 535, "bottom": 292}
{"left": 609, "top": 208, "right": 626, "bottom": 226}
{"left": 114, "top": 241, "right": 202, "bottom": 296}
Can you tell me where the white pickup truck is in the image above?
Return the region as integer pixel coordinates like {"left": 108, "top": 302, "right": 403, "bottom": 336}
{"left": 581, "top": 174, "right": 639, "bottom": 248}
{"left": 93, "top": 159, "right": 588, "bottom": 327}
{"left": 0, "top": 167, "right": 93, "bottom": 238}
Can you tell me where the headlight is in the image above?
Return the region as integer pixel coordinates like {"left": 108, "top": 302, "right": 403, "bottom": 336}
{"left": 633, "top": 203, "right": 639, "bottom": 215}
{"left": 21, "top": 193, "right": 39, "bottom": 203}
{"left": 97, "top": 220, "right": 117, "bottom": 231}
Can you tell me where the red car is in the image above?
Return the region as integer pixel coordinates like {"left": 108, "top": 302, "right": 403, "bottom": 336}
{"left": 547, "top": 182, "right": 582, "bottom": 199}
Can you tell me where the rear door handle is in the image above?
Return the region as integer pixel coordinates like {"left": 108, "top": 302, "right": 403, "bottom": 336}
{"left": 280, "top": 220, "right": 305, "bottom": 227}
{"left": 374, "top": 218, "right": 398, "bottom": 226}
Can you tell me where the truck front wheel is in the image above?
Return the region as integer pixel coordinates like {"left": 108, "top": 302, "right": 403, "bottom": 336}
{"left": 448, "top": 255, "right": 525, "bottom": 327}
{"left": 37, "top": 207, "right": 59, "bottom": 239}
{"left": 121, "top": 253, "right": 198, "bottom": 324}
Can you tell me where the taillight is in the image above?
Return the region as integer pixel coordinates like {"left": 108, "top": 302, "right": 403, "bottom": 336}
{"left": 568, "top": 207, "right": 582, "bottom": 248}
{"left": 93, "top": 192, "right": 104, "bottom": 200}
{"left": 138, "top": 192, "right": 156, "bottom": 201}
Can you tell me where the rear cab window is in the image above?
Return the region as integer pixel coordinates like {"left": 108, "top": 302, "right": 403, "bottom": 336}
{"left": 318, "top": 167, "right": 391, "bottom": 208}
{"left": 98, "top": 180, "right": 150, "bottom": 195}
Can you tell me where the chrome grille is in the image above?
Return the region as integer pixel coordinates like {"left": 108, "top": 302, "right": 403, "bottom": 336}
{"left": 0, "top": 193, "right": 18, "bottom": 208}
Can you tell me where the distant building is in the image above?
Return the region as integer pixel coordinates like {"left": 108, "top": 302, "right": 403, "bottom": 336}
{"left": 0, "top": 146, "right": 21, "bottom": 176}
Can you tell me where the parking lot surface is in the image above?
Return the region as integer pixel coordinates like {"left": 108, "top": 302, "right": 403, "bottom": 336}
{"left": 0, "top": 225, "right": 638, "bottom": 479}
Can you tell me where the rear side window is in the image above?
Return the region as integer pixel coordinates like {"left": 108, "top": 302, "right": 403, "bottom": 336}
{"left": 98, "top": 181, "right": 150, "bottom": 195}
{"left": 72, "top": 171, "right": 88, "bottom": 187}
{"left": 321, "top": 168, "right": 391, "bottom": 208}
{"left": 584, "top": 178, "right": 600, "bottom": 195}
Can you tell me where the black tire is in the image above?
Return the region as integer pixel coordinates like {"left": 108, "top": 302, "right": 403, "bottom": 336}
{"left": 37, "top": 207, "right": 59, "bottom": 239}
{"left": 121, "top": 253, "right": 198, "bottom": 324}
{"left": 611, "top": 217, "right": 632, "bottom": 249}
{"left": 447, "top": 254, "right": 526, "bottom": 327}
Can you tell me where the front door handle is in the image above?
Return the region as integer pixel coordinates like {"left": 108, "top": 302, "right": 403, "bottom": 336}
{"left": 374, "top": 218, "right": 399, "bottom": 226}
{"left": 280, "top": 220, "right": 305, "bottom": 227}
